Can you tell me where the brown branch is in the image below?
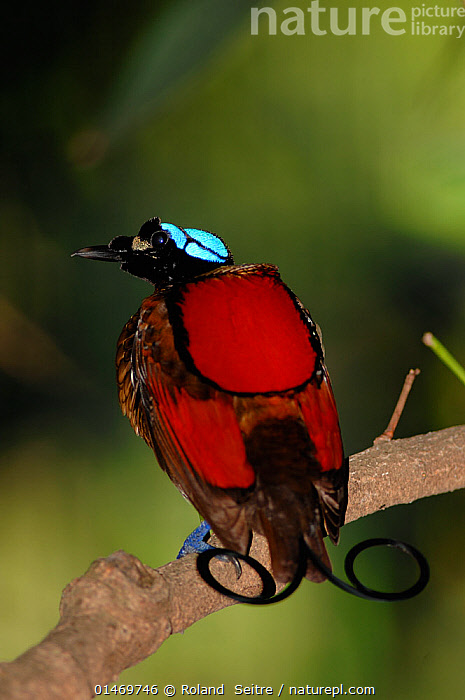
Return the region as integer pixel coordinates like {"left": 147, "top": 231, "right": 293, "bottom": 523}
{"left": 1, "top": 424, "right": 464, "bottom": 699}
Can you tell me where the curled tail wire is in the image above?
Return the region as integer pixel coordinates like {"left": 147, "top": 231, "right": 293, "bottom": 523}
{"left": 196, "top": 537, "right": 429, "bottom": 604}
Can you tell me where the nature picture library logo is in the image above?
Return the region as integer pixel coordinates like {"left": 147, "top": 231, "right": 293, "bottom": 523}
{"left": 251, "top": 1, "right": 465, "bottom": 38}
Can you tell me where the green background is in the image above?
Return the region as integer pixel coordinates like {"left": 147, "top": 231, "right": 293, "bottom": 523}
{"left": 1, "top": 0, "right": 464, "bottom": 696}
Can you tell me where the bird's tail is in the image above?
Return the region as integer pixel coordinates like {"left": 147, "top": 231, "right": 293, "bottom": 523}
{"left": 254, "top": 484, "right": 331, "bottom": 584}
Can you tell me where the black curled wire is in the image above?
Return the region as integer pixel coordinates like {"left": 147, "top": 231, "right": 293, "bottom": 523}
{"left": 196, "top": 537, "right": 430, "bottom": 605}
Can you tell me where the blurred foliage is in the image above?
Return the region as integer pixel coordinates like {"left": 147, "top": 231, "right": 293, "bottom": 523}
{"left": 1, "top": 0, "right": 464, "bottom": 696}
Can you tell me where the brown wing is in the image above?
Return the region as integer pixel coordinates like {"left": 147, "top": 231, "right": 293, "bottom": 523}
{"left": 116, "top": 308, "right": 154, "bottom": 449}
{"left": 235, "top": 374, "right": 346, "bottom": 583}
{"left": 117, "top": 295, "right": 253, "bottom": 555}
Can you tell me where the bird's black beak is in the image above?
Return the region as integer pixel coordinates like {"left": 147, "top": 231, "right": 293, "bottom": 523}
{"left": 72, "top": 236, "right": 135, "bottom": 263}
{"left": 71, "top": 245, "right": 124, "bottom": 262}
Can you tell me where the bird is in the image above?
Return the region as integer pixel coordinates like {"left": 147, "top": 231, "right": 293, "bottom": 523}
{"left": 73, "top": 216, "right": 348, "bottom": 584}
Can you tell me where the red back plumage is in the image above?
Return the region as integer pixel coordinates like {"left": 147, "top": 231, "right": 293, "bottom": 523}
{"left": 172, "top": 267, "right": 317, "bottom": 393}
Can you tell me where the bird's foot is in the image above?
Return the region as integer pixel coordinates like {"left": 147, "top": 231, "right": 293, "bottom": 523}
{"left": 177, "top": 520, "right": 242, "bottom": 578}
{"left": 177, "top": 520, "right": 213, "bottom": 557}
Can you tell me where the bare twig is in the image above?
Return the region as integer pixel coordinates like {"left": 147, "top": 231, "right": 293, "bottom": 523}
{"left": 1, "top": 424, "right": 464, "bottom": 699}
{"left": 374, "top": 368, "right": 421, "bottom": 443}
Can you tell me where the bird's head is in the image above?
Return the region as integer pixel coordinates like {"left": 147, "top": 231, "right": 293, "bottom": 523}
{"left": 72, "top": 217, "right": 234, "bottom": 286}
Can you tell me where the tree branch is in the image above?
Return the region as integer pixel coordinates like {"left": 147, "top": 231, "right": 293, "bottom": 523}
{"left": 1, "top": 425, "right": 464, "bottom": 699}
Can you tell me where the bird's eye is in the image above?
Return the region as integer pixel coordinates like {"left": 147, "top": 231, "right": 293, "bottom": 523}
{"left": 151, "top": 231, "right": 169, "bottom": 247}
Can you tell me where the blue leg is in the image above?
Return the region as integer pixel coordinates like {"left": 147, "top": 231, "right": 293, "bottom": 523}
{"left": 177, "top": 520, "right": 242, "bottom": 577}
{"left": 177, "top": 520, "right": 213, "bottom": 558}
